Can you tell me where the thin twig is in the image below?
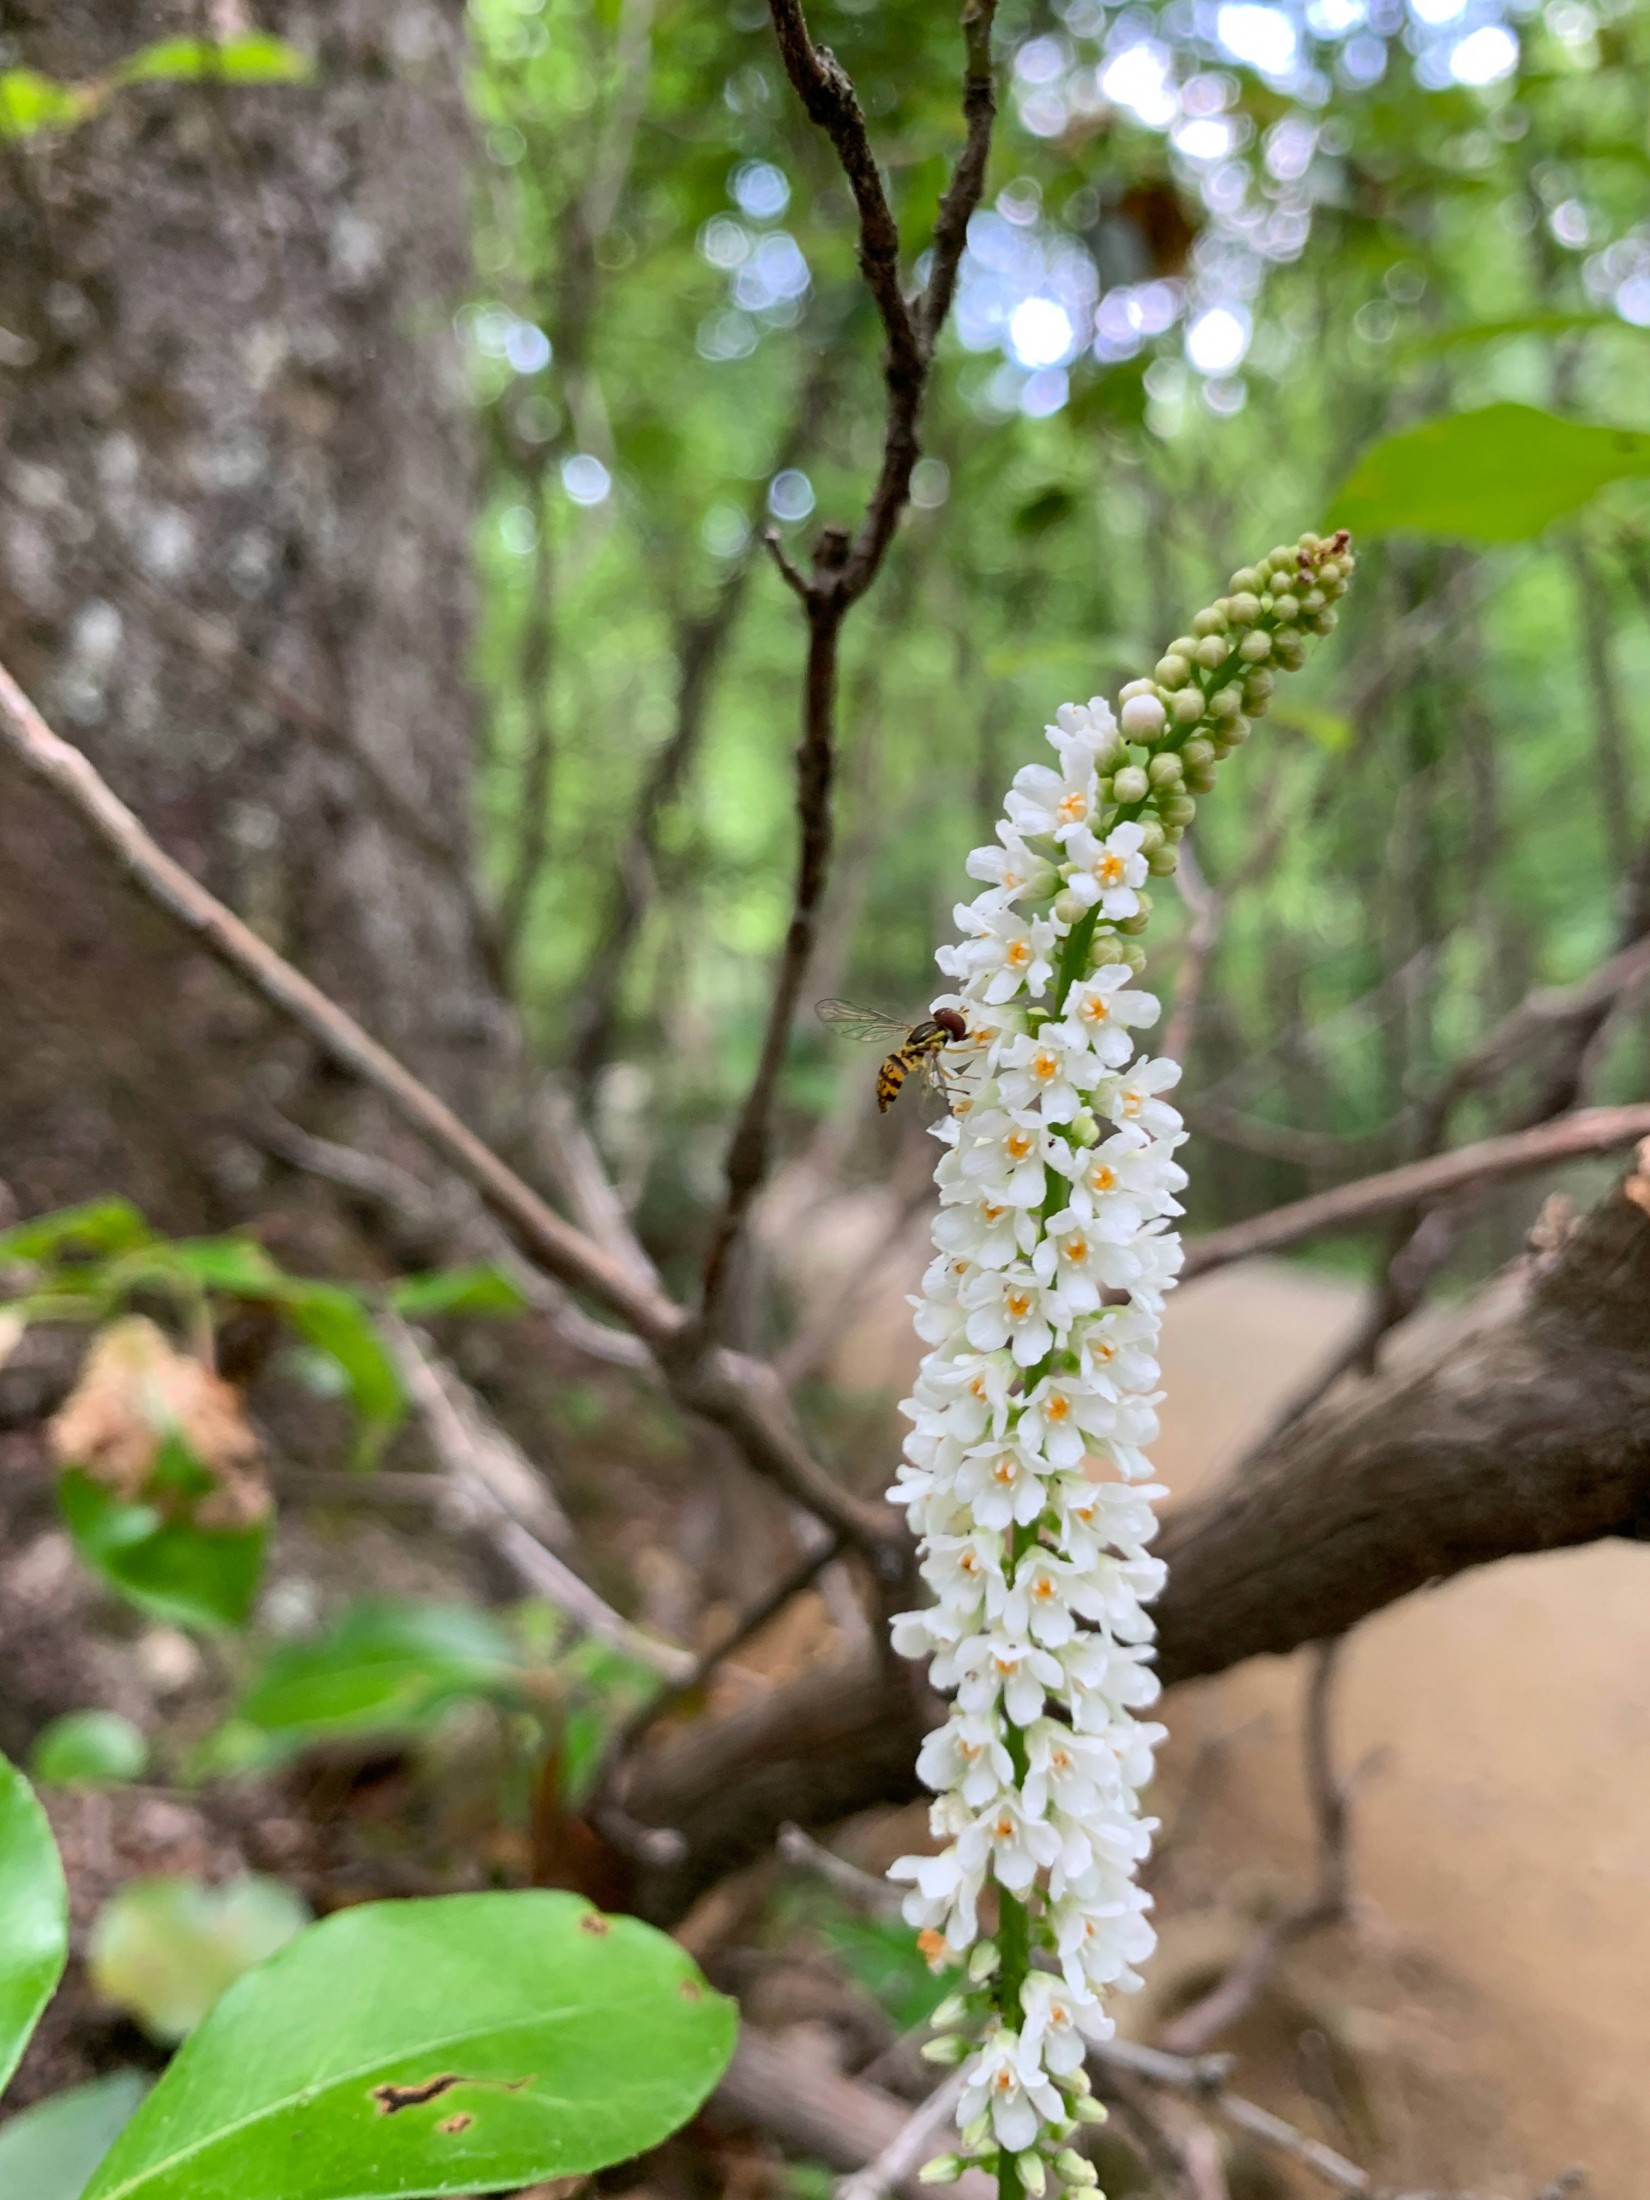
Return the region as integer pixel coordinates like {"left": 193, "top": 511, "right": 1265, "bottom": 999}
{"left": 1090, "top": 2040, "right": 1370, "bottom": 2196}
{"left": 1181, "top": 1103, "right": 1650, "bottom": 1284}
{"left": 698, "top": 0, "right": 999, "bottom": 1331}
{"left": 383, "top": 1315, "right": 694, "bottom": 1681}
{"left": 835, "top": 2068, "right": 969, "bottom": 2200}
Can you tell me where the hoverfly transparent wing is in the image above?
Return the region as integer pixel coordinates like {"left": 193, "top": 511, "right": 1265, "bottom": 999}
{"left": 815, "top": 998, "right": 912, "bottom": 1045}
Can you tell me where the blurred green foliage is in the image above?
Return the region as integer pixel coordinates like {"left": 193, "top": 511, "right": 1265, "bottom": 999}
{"left": 461, "top": 0, "right": 1650, "bottom": 1285}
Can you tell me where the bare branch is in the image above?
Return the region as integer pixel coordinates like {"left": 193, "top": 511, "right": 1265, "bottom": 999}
{"left": 1181, "top": 1103, "right": 1650, "bottom": 1283}
{"left": 835, "top": 2068, "right": 969, "bottom": 2200}
{"left": 0, "top": 659, "right": 901, "bottom": 1563}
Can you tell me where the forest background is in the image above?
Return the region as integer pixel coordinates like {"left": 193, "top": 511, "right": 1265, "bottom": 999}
{"left": 2, "top": 0, "right": 1650, "bottom": 2195}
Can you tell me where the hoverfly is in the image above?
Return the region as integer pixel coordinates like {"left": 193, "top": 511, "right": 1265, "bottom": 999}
{"left": 816, "top": 999, "right": 970, "bottom": 1113}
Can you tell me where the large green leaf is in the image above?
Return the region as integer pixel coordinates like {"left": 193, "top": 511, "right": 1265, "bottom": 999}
{"left": 80, "top": 1891, "right": 738, "bottom": 2200}
{"left": 0, "top": 2073, "right": 151, "bottom": 2200}
{"left": 277, "top": 1284, "right": 405, "bottom": 1451}
{"left": 58, "top": 1466, "right": 267, "bottom": 1632}
{"left": 232, "top": 1599, "right": 522, "bottom": 1753}
{"left": 89, "top": 1878, "right": 312, "bottom": 2045}
{"left": 0, "top": 1752, "right": 69, "bottom": 2094}
{"left": 1334, "top": 402, "right": 1650, "bottom": 542}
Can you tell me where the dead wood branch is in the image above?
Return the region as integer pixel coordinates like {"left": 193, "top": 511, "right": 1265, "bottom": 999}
{"left": 624, "top": 1157, "right": 1650, "bottom": 1911}
{"left": 1181, "top": 1104, "right": 1650, "bottom": 1282}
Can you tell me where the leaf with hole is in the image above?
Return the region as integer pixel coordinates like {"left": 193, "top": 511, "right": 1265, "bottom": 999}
{"left": 79, "top": 1890, "right": 737, "bottom": 2200}
{"left": 1334, "top": 402, "right": 1650, "bottom": 542}
{"left": 0, "top": 1751, "right": 69, "bottom": 2094}
{"left": 0, "top": 2072, "right": 151, "bottom": 2200}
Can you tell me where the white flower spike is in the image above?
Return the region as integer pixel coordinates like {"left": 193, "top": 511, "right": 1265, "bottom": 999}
{"left": 886, "top": 532, "right": 1356, "bottom": 2198}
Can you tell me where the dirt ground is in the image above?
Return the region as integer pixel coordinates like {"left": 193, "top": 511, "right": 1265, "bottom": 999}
{"left": 812, "top": 1204, "right": 1650, "bottom": 2195}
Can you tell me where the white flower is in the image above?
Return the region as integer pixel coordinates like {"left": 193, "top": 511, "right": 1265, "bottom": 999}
{"left": 953, "top": 1436, "right": 1054, "bottom": 1531}
{"left": 1004, "top": 747, "right": 1099, "bottom": 844}
{"left": 917, "top": 1709, "right": 1017, "bottom": 1807}
{"left": 1020, "top": 1970, "right": 1111, "bottom": 2072}
{"left": 965, "top": 824, "right": 1057, "bottom": 907}
{"left": 1061, "top": 820, "right": 1149, "bottom": 919}
{"left": 956, "top": 1791, "right": 1063, "bottom": 1893}
{"left": 1016, "top": 1370, "right": 1122, "bottom": 1470}
{"left": 933, "top": 1186, "right": 1038, "bottom": 1270}
{"left": 957, "top": 2029, "right": 1067, "bottom": 2155}
{"left": 1033, "top": 1208, "right": 1145, "bottom": 1316}
{"left": 960, "top": 1264, "right": 1063, "bottom": 1365}
{"left": 1059, "top": 963, "right": 1161, "bottom": 1065}
{"left": 992, "top": 1027, "right": 1103, "bottom": 1125}
{"left": 957, "top": 1109, "right": 1054, "bottom": 1206}
{"left": 1104, "top": 1055, "right": 1184, "bottom": 1139}
{"left": 891, "top": 1844, "right": 987, "bottom": 1952}
{"left": 938, "top": 903, "right": 1058, "bottom": 1004}
{"left": 948, "top": 1631, "right": 1065, "bottom": 1726}
{"left": 1050, "top": 1124, "right": 1185, "bottom": 1230}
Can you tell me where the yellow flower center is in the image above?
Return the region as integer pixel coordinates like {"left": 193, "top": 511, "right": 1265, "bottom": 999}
{"left": 992, "top": 1455, "right": 1017, "bottom": 1484}
{"left": 1006, "top": 938, "right": 1032, "bottom": 968}
{"left": 1058, "top": 790, "right": 1088, "bottom": 824}
{"left": 1046, "top": 1396, "right": 1071, "bottom": 1422}
{"left": 1082, "top": 996, "right": 1108, "bottom": 1022}
{"left": 1090, "top": 1164, "right": 1116, "bottom": 1192}
{"left": 1006, "top": 1130, "right": 1035, "bottom": 1160}
{"left": 1062, "top": 1237, "right": 1090, "bottom": 1265}
{"left": 1006, "top": 1291, "right": 1033, "bottom": 1319}
{"left": 1032, "top": 1050, "right": 1059, "bottom": 1082}
{"left": 1032, "top": 1575, "right": 1056, "bottom": 1602}
{"left": 1098, "top": 853, "right": 1125, "bottom": 885}
{"left": 983, "top": 1201, "right": 1006, "bottom": 1223}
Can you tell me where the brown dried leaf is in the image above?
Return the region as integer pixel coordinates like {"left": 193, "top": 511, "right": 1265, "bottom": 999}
{"left": 50, "top": 1315, "right": 270, "bottom": 1527}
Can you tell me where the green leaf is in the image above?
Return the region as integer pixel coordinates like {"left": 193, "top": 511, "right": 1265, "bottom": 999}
{"left": 112, "top": 34, "right": 314, "bottom": 87}
{"left": 80, "top": 1890, "right": 737, "bottom": 2200}
{"left": 0, "top": 1200, "right": 153, "bottom": 1266}
{"left": 1405, "top": 309, "right": 1647, "bottom": 354}
{"left": 1334, "top": 403, "right": 1650, "bottom": 542}
{"left": 58, "top": 1467, "right": 267, "bottom": 1633}
{"left": 29, "top": 1712, "right": 149, "bottom": 1788}
{"left": 89, "top": 1878, "right": 312, "bottom": 2046}
{"left": 0, "top": 1752, "right": 69, "bottom": 2094}
{"left": 277, "top": 1285, "right": 404, "bottom": 1450}
{"left": 232, "top": 1599, "right": 522, "bottom": 1753}
{"left": 0, "top": 69, "right": 93, "bottom": 138}
{"left": 386, "top": 1265, "right": 529, "bottom": 1320}
{"left": 141, "top": 1239, "right": 284, "bottom": 1295}
{"left": 0, "top": 2072, "right": 151, "bottom": 2200}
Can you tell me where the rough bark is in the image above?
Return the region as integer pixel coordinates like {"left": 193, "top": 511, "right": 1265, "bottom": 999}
{"left": 0, "top": 0, "right": 499, "bottom": 1227}
{"left": 623, "top": 1161, "right": 1650, "bottom": 1918}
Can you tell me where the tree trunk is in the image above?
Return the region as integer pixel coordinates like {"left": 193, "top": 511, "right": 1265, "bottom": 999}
{"left": 0, "top": 0, "right": 498, "bottom": 1230}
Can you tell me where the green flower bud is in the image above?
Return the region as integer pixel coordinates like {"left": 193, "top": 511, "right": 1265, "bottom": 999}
{"left": 1307, "top": 606, "right": 1339, "bottom": 634}
{"left": 1137, "top": 818, "right": 1166, "bottom": 854}
{"left": 921, "top": 2033, "right": 970, "bottom": 2065}
{"left": 1208, "top": 683, "right": 1242, "bottom": 719}
{"left": 1238, "top": 628, "right": 1272, "bottom": 664}
{"left": 1184, "top": 764, "right": 1217, "bottom": 795}
{"left": 1155, "top": 653, "right": 1191, "bottom": 690}
{"left": 1267, "top": 543, "right": 1295, "bottom": 572}
{"left": 1056, "top": 2151, "right": 1100, "bottom": 2186}
{"left": 1228, "top": 565, "right": 1262, "bottom": 592}
{"left": 1161, "top": 792, "right": 1196, "bottom": 826}
{"left": 1194, "top": 634, "right": 1230, "bottom": 671}
{"left": 1147, "top": 842, "right": 1179, "bottom": 876}
{"left": 1227, "top": 590, "right": 1260, "bottom": 625}
{"left": 1119, "top": 909, "right": 1150, "bottom": 936}
{"left": 930, "top": 1992, "right": 971, "bottom": 2030}
{"left": 1224, "top": 713, "right": 1252, "bottom": 745}
{"left": 1191, "top": 605, "right": 1228, "bottom": 637}
{"left": 1242, "top": 668, "right": 1275, "bottom": 711}
{"left": 1273, "top": 631, "right": 1306, "bottom": 672}
{"left": 1118, "top": 939, "right": 1148, "bottom": 971}
{"left": 1018, "top": 2151, "right": 1048, "bottom": 2197}
{"left": 1272, "top": 592, "right": 1300, "bottom": 623}
{"left": 1171, "top": 685, "right": 1205, "bottom": 726}
{"left": 1072, "top": 2096, "right": 1110, "bottom": 2124}
{"left": 1118, "top": 675, "right": 1156, "bottom": 701}
{"left": 1169, "top": 633, "right": 1200, "bottom": 659}
{"left": 967, "top": 1940, "right": 1000, "bottom": 1982}
{"left": 1053, "top": 887, "right": 1089, "bottom": 926}
{"left": 1181, "top": 737, "right": 1215, "bottom": 772}
{"left": 1070, "top": 1107, "right": 1100, "bottom": 1146}
{"left": 1112, "top": 764, "right": 1149, "bottom": 804}
{"left": 1064, "top": 2067, "right": 1093, "bottom": 2097}
{"left": 918, "top": 2157, "right": 965, "bottom": 2187}
{"left": 1147, "top": 752, "right": 1182, "bottom": 788}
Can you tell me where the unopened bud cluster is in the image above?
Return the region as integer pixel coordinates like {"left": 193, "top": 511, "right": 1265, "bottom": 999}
{"left": 889, "top": 531, "right": 1355, "bottom": 2199}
